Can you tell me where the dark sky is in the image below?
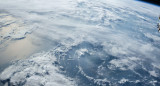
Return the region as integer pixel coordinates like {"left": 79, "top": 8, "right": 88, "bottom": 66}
{"left": 139, "top": 0, "right": 160, "bottom": 6}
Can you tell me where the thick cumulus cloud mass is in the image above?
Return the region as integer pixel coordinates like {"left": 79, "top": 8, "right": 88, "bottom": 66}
{"left": 0, "top": 52, "right": 76, "bottom": 86}
{"left": 0, "top": 0, "right": 160, "bottom": 86}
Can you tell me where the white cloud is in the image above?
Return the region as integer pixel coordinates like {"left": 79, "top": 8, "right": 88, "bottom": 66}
{"left": 0, "top": 52, "right": 76, "bottom": 86}
{"left": 0, "top": 0, "right": 160, "bottom": 85}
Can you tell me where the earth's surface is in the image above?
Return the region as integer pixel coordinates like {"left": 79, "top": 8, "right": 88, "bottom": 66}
{"left": 0, "top": 0, "right": 160, "bottom": 86}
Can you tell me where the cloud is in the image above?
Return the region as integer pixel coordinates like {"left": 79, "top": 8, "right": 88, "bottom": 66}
{"left": 0, "top": 52, "right": 76, "bottom": 86}
{"left": 0, "top": 0, "right": 160, "bottom": 85}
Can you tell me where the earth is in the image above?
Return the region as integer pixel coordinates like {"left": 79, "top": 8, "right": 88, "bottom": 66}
{"left": 0, "top": 0, "right": 160, "bottom": 86}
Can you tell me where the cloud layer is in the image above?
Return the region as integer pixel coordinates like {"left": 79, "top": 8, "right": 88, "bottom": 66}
{"left": 0, "top": 0, "right": 160, "bottom": 86}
